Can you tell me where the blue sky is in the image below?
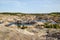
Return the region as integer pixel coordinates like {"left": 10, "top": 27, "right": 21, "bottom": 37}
{"left": 0, "top": 0, "right": 60, "bottom": 13}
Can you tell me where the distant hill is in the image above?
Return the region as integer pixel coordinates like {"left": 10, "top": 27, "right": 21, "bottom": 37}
{"left": 0, "top": 12, "right": 60, "bottom": 15}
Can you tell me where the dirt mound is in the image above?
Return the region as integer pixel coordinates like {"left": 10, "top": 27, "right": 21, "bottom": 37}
{"left": 0, "top": 26, "right": 43, "bottom": 40}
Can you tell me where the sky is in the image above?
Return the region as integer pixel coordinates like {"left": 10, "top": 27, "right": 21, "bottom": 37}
{"left": 0, "top": 0, "right": 60, "bottom": 13}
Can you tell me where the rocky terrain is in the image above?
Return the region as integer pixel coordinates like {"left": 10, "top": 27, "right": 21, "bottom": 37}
{"left": 0, "top": 12, "right": 60, "bottom": 40}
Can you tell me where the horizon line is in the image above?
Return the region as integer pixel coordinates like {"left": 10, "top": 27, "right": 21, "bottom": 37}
{"left": 0, "top": 11, "right": 60, "bottom": 13}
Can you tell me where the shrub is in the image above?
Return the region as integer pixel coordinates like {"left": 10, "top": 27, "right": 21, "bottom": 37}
{"left": 44, "top": 23, "right": 60, "bottom": 29}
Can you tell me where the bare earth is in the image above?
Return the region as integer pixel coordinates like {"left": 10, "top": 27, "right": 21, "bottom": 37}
{"left": 0, "top": 13, "right": 60, "bottom": 40}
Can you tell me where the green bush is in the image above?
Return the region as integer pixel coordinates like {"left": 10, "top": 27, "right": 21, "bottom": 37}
{"left": 44, "top": 23, "right": 60, "bottom": 29}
